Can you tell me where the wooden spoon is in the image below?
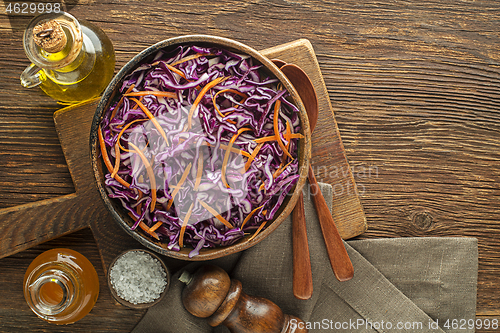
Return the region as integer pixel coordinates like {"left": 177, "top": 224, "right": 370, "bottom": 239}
{"left": 273, "top": 59, "right": 313, "bottom": 299}
{"left": 280, "top": 64, "right": 354, "bottom": 285}
{"left": 271, "top": 58, "right": 287, "bottom": 69}
{"left": 276, "top": 62, "right": 314, "bottom": 299}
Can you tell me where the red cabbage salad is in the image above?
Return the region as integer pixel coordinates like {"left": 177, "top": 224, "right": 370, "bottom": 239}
{"left": 98, "top": 45, "right": 304, "bottom": 257}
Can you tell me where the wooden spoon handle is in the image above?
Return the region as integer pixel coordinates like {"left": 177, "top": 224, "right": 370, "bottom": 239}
{"left": 308, "top": 166, "right": 354, "bottom": 282}
{"left": 292, "top": 191, "right": 313, "bottom": 299}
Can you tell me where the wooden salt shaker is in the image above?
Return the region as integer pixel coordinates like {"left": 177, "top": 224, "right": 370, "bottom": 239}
{"left": 179, "top": 265, "right": 308, "bottom": 333}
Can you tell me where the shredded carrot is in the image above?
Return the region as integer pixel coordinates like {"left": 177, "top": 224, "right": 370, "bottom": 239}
{"left": 139, "top": 221, "right": 159, "bottom": 240}
{"left": 150, "top": 154, "right": 155, "bottom": 171}
{"left": 243, "top": 142, "right": 264, "bottom": 173}
{"left": 222, "top": 88, "right": 247, "bottom": 99}
{"left": 222, "top": 127, "right": 252, "bottom": 188}
{"left": 130, "top": 97, "right": 169, "bottom": 146}
{"left": 194, "top": 151, "right": 203, "bottom": 191}
{"left": 149, "top": 221, "right": 163, "bottom": 233}
{"left": 138, "top": 221, "right": 149, "bottom": 232}
{"left": 248, "top": 221, "right": 267, "bottom": 241}
{"left": 259, "top": 182, "right": 266, "bottom": 192}
{"left": 111, "top": 84, "right": 135, "bottom": 120}
{"left": 273, "top": 100, "right": 293, "bottom": 159}
{"left": 187, "top": 76, "right": 227, "bottom": 129}
{"left": 128, "top": 211, "right": 159, "bottom": 240}
{"left": 178, "top": 202, "right": 195, "bottom": 248}
{"left": 283, "top": 120, "right": 292, "bottom": 142}
{"left": 273, "top": 158, "right": 295, "bottom": 179}
{"left": 272, "top": 166, "right": 280, "bottom": 179}
{"left": 117, "top": 118, "right": 147, "bottom": 151}
{"left": 240, "top": 205, "right": 265, "bottom": 229}
{"left": 212, "top": 88, "right": 247, "bottom": 118}
{"left": 171, "top": 53, "right": 211, "bottom": 66}
{"left": 166, "top": 163, "right": 193, "bottom": 210}
{"left": 128, "top": 212, "right": 154, "bottom": 240}
{"left": 98, "top": 125, "right": 130, "bottom": 188}
{"left": 136, "top": 190, "right": 144, "bottom": 214}
{"left": 254, "top": 133, "right": 304, "bottom": 144}
{"left": 198, "top": 200, "right": 235, "bottom": 229}
{"left": 131, "top": 96, "right": 143, "bottom": 110}
{"left": 220, "top": 143, "right": 250, "bottom": 157}
{"left": 110, "top": 141, "right": 120, "bottom": 178}
{"left": 161, "top": 62, "right": 188, "bottom": 80}
{"left": 281, "top": 120, "right": 292, "bottom": 165}
{"left": 125, "top": 91, "right": 178, "bottom": 99}
{"left": 128, "top": 211, "right": 137, "bottom": 221}
{"left": 202, "top": 141, "right": 252, "bottom": 158}
{"left": 129, "top": 142, "right": 157, "bottom": 212}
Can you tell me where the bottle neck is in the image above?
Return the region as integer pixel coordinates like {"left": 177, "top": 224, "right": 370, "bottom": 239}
{"left": 25, "top": 264, "right": 79, "bottom": 319}
{"left": 44, "top": 29, "right": 96, "bottom": 85}
{"left": 24, "top": 12, "right": 83, "bottom": 70}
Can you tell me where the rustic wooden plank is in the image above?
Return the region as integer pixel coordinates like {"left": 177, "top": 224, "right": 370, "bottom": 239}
{"left": 0, "top": 104, "right": 75, "bottom": 208}
{"left": 1, "top": 0, "right": 499, "bottom": 321}
{"left": 322, "top": 50, "right": 500, "bottom": 315}
{"left": 0, "top": 99, "right": 106, "bottom": 260}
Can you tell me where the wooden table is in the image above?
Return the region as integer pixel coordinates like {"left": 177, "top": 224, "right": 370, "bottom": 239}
{"left": 1, "top": 1, "right": 499, "bottom": 331}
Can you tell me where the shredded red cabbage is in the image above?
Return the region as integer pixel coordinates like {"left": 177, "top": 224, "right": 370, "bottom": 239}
{"left": 100, "top": 45, "right": 302, "bottom": 257}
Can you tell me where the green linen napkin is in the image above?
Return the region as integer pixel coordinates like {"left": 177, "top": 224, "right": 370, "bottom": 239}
{"left": 132, "top": 183, "right": 478, "bottom": 333}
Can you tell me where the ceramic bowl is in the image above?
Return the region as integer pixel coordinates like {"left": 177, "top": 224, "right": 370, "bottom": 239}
{"left": 90, "top": 35, "right": 311, "bottom": 261}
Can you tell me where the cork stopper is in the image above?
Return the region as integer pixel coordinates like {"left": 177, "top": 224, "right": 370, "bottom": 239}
{"left": 33, "top": 20, "right": 67, "bottom": 53}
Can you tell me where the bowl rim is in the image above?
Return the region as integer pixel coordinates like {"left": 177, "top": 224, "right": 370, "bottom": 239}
{"left": 90, "top": 34, "right": 311, "bottom": 261}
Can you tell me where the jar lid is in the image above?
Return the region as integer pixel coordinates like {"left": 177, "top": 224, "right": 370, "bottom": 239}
{"left": 33, "top": 19, "right": 67, "bottom": 53}
{"left": 23, "top": 12, "right": 83, "bottom": 70}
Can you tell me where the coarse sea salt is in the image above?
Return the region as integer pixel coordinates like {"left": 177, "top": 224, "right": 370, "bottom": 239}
{"left": 109, "top": 251, "right": 168, "bottom": 305}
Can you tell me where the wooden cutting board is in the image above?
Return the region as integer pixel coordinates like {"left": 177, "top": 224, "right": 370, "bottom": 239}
{"left": 0, "top": 39, "right": 366, "bottom": 271}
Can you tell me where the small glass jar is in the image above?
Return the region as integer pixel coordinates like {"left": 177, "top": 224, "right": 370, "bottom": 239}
{"left": 23, "top": 248, "right": 99, "bottom": 325}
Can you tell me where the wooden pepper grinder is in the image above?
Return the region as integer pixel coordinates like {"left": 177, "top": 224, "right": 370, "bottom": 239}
{"left": 179, "top": 265, "right": 308, "bottom": 333}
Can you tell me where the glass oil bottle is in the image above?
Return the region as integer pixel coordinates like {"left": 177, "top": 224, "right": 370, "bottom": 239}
{"left": 21, "top": 12, "right": 115, "bottom": 104}
{"left": 23, "top": 248, "right": 100, "bottom": 324}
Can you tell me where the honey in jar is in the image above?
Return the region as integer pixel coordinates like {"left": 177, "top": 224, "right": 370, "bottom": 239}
{"left": 23, "top": 248, "right": 99, "bottom": 325}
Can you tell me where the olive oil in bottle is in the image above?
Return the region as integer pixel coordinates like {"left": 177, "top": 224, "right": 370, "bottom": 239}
{"left": 21, "top": 12, "right": 115, "bottom": 104}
